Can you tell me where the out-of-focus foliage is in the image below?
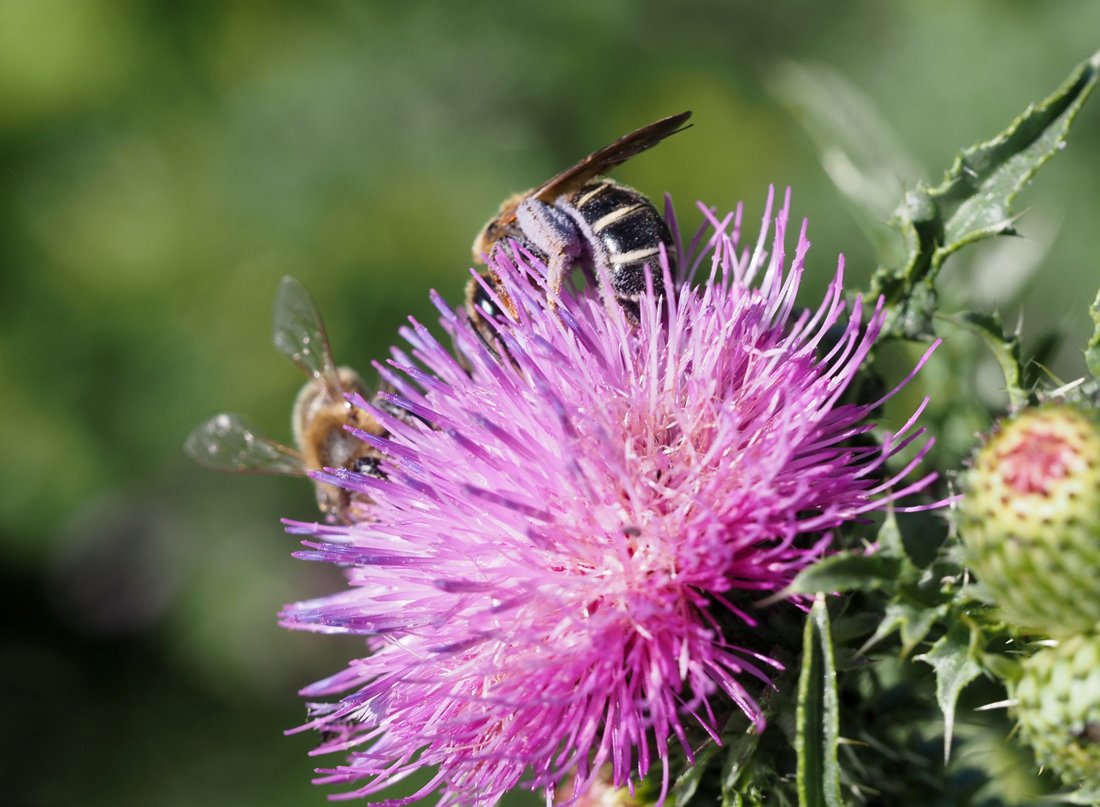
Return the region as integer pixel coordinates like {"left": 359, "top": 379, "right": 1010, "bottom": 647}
{"left": 2, "top": 2, "right": 1099, "bottom": 805}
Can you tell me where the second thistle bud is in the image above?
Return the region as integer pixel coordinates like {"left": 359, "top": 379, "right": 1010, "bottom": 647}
{"left": 1014, "top": 633, "right": 1100, "bottom": 785}
{"left": 961, "top": 403, "right": 1100, "bottom": 636}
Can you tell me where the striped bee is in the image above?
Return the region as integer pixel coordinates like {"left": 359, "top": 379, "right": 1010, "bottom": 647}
{"left": 185, "top": 276, "right": 388, "bottom": 524}
{"left": 470, "top": 110, "right": 691, "bottom": 328}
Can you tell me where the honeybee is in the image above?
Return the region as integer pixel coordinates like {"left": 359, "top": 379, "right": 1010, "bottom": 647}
{"left": 469, "top": 110, "right": 692, "bottom": 328}
{"left": 185, "top": 276, "right": 387, "bottom": 523}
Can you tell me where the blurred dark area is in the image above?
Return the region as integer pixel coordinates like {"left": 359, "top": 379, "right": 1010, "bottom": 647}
{"left": 1, "top": 2, "right": 1098, "bottom": 804}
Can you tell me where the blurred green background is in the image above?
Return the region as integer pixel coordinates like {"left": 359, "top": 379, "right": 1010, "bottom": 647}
{"left": 2, "top": 2, "right": 1098, "bottom": 805}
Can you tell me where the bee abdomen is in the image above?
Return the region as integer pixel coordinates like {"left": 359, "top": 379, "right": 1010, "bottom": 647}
{"left": 574, "top": 181, "right": 643, "bottom": 221}
{"left": 571, "top": 180, "right": 672, "bottom": 301}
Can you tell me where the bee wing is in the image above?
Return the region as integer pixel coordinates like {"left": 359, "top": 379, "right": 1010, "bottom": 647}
{"left": 530, "top": 111, "right": 692, "bottom": 202}
{"left": 185, "top": 413, "right": 306, "bottom": 476}
{"left": 272, "top": 276, "right": 344, "bottom": 399}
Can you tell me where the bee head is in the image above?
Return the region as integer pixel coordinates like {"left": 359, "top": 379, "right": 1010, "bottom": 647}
{"left": 472, "top": 191, "right": 528, "bottom": 263}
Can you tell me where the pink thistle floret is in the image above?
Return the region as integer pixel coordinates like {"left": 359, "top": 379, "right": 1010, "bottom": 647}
{"left": 280, "top": 188, "right": 939, "bottom": 806}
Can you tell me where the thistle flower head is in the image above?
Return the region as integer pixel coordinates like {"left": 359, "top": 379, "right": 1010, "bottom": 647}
{"left": 280, "top": 189, "right": 938, "bottom": 805}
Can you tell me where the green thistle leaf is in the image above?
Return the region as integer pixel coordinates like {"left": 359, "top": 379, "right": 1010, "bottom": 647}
{"left": 671, "top": 743, "right": 718, "bottom": 806}
{"left": 787, "top": 553, "right": 904, "bottom": 596}
{"left": 1087, "top": 289, "right": 1100, "bottom": 381}
{"left": 718, "top": 728, "right": 769, "bottom": 807}
{"left": 915, "top": 620, "right": 983, "bottom": 762}
{"left": 947, "top": 310, "right": 1028, "bottom": 408}
{"left": 789, "top": 510, "right": 921, "bottom": 598}
{"left": 862, "top": 599, "right": 947, "bottom": 658}
{"left": 1043, "top": 783, "right": 1100, "bottom": 804}
{"left": 796, "top": 596, "right": 843, "bottom": 807}
{"left": 871, "top": 49, "right": 1100, "bottom": 339}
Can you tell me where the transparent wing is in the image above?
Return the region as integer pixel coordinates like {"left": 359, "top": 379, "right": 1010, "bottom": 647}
{"left": 272, "top": 276, "right": 342, "bottom": 397}
{"left": 530, "top": 111, "right": 692, "bottom": 201}
{"left": 185, "top": 413, "right": 305, "bottom": 476}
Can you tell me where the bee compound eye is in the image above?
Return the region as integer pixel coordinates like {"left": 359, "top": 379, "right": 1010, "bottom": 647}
{"left": 471, "top": 281, "right": 504, "bottom": 321}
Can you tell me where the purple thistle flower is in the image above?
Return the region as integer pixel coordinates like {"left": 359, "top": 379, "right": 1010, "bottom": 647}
{"left": 280, "top": 188, "right": 939, "bottom": 806}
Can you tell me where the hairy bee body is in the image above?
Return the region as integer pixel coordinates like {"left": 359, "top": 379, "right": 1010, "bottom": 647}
{"left": 291, "top": 366, "right": 386, "bottom": 521}
{"left": 186, "top": 278, "right": 390, "bottom": 525}
{"left": 470, "top": 112, "right": 690, "bottom": 333}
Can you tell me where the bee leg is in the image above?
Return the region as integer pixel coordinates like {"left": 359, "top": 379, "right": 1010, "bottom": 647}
{"left": 553, "top": 202, "right": 622, "bottom": 317}
{"left": 525, "top": 198, "right": 625, "bottom": 319}
{"left": 515, "top": 198, "right": 584, "bottom": 303}
{"left": 464, "top": 269, "right": 522, "bottom": 359}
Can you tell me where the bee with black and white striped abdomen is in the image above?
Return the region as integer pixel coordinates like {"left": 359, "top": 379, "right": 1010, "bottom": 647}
{"left": 470, "top": 110, "right": 691, "bottom": 328}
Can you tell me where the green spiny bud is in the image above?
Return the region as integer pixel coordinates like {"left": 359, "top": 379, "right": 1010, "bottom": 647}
{"left": 961, "top": 403, "right": 1100, "bottom": 635}
{"left": 1014, "top": 633, "right": 1100, "bottom": 785}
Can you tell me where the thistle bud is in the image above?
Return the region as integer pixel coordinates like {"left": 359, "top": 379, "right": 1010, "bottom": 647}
{"left": 961, "top": 403, "right": 1100, "bottom": 635}
{"left": 1014, "top": 633, "right": 1100, "bottom": 784}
